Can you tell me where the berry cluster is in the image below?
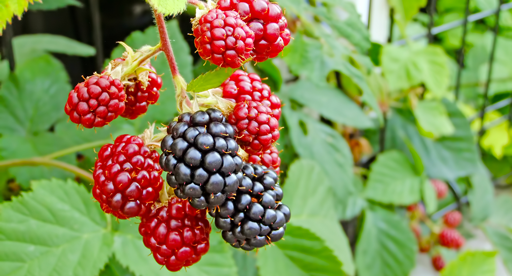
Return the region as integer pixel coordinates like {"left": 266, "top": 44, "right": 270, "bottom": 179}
{"left": 212, "top": 164, "right": 289, "bottom": 251}
{"left": 65, "top": 55, "right": 163, "bottom": 129}
{"left": 160, "top": 109, "right": 244, "bottom": 210}
{"left": 193, "top": 0, "right": 291, "bottom": 68}
{"left": 406, "top": 185, "right": 465, "bottom": 272}
{"left": 80, "top": 0, "right": 292, "bottom": 272}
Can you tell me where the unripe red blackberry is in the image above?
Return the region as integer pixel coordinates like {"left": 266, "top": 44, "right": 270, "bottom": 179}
{"left": 221, "top": 70, "right": 281, "bottom": 119}
{"left": 438, "top": 228, "right": 465, "bottom": 249}
{"left": 65, "top": 74, "right": 126, "bottom": 128}
{"left": 228, "top": 101, "right": 280, "bottom": 154}
{"left": 160, "top": 109, "right": 244, "bottom": 210}
{"left": 193, "top": 9, "right": 255, "bottom": 68}
{"left": 431, "top": 179, "right": 449, "bottom": 199}
{"left": 443, "top": 210, "right": 462, "bottom": 228}
{"left": 213, "top": 163, "right": 290, "bottom": 251}
{"left": 217, "top": 0, "right": 291, "bottom": 62}
{"left": 92, "top": 134, "right": 164, "bottom": 219}
{"left": 139, "top": 197, "right": 211, "bottom": 271}
{"left": 432, "top": 255, "right": 445, "bottom": 271}
{"left": 248, "top": 145, "right": 280, "bottom": 174}
{"left": 122, "top": 62, "right": 162, "bottom": 119}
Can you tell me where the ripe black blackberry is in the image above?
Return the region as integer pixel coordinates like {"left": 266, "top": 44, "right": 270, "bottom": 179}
{"left": 211, "top": 163, "right": 290, "bottom": 251}
{"left": 160, "top": 109, "right": 244, "bottom": 210}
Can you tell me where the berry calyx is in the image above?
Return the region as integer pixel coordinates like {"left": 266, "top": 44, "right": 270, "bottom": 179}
{"left": 432, "top": 255, "right": 445, "bottom": 271}
{"left": 193, "top": 9, "right": 255, "bottom": 68}
{"left": 213, "top": 163, "right": 290, "bottom": 251}
{"left": 438, "top": 228, "right": 465, "bottom": 249}
{"left": 160, "top": 109, "right": 244, "bottom": 210}
{"left": 443, "top": 210, "right": 462, "bottom": 228}
{"left": 431, "top": 179, "right": 449, "bottom": 199}
{"left": 122, "top": 62, "right": 163, "bottom": 119}
{"left": 139, "top": 197, "right": 211, "bottom": 271}
{"left": 65, "top": 74, "right": 126, "bottom": 128}
{"left": 248, "top": 145, "right": 281, "bottom": 174}
{"left": 221, "top": 70, "right": 281, "bottom": 119}
{"left": 228, "top": 101, "right": 280, "bottom": 153}
{"left": 418, "top": 238, "right": 431, "bottom": 253}
{"left": 217, "top": 0, "right": 291, "bottom": 62}
{"left": 92, "top": 134, "right": 164, "bottom": 219}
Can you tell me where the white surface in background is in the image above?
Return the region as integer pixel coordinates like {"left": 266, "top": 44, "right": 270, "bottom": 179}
{"left": 347, "top": 0, "right": 391, "bottom": 43}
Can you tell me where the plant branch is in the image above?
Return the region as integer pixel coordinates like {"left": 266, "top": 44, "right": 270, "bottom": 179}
{"left": 154, "top": 10, "right": 181, "bottom": 80}
{"left": 43, "top": 139, "right": 112, "bottom": 160}
{"left": 153, "top": 9, "right": 192, "bottom": 111}
{"left": 0, "top": 158, "right": 94, "bottom": 182}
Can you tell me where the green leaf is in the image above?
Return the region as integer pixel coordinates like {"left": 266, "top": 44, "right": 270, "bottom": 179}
{"left": 421, "top": 177, "right": 438, "bottom": 214}
{"left": 386, "top": 100, "right": 479, "bottom": 180}
{"left": 282, "top": 159, "right": 355, "bottom": 275}
{"left": 0, "top": 54, "right": 70, "bottom": 135}
{"left": 147, "top": 0, "right": 187, "bottom": 16}
{"left": 355, "top": 206, "right": 417, "bottom": 276}
{"left": 13, "top": 34, "right": 95, "bottom": 66}
{"left": 413, "top": 100, "right": 455, "bottom": 138}
{"left": 110, "top": 20, "right": 193, "bottom": 132}
{"left": 468, "top": 162, "right": 494, "bottom": 224}
{"left": 364, "top": 150, "right": 422, "bottom": 205}
{"left": 257, "top": 224, "right": 345, "bottom": 276}
{"left": 404, "top": 138, "right": 424, "bottom": 174}
{"left": 283, "top": 106, "right": 356, "bottom": 217}
{"left": 338, "top": 176, "right": 367, "bottom": 221}
{"left": 483, "top": 226, "right": 512, "bottom": 275}
{"left": 287, "top": 79, "right": 374, "bottom": 129}
{"left": 187, "top": 67, "right": 236, "bottom": 93}
{"left": 100, "top": 257, "right": 135, "bottom": 276}
{"left": 388, "top": 0, "right": 427, "bottom": 35}
{"left": 0, "top": 0, "right": 34, "bottom": 34}
{"left": 489, "top": 195, "right": 512, "bottom": 229}
{"left": 29, "top": 0, "right": 82, "bottom": 10}
{"left": 0, "top": 59, "right": 9, "bottom": 82}
{"left": 0, "top": 179, "right": 113, "bottom": 276}
{"left": 441, "top": 251, "right": 496, "bottom": 276}
{"left": 0, "top": 55, "right": 75, "bottom": 185}
{"left": 113, "top": 220, "right": 238, "bottom": 276}
{"left": 382, "top": 44, "right": 450, "bottom": 96}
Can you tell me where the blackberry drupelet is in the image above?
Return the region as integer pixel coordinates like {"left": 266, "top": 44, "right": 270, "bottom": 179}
{"left": 212, "top": 163, "right": 290, "bottom": 251}
{"left": 160, "top": 109, "right": 244, "bottom": 210}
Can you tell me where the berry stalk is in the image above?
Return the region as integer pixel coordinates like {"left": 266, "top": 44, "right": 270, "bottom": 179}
{"left": 153, "top": 9, "right": 192, "bottom": 111}
{"left": 43, "top": 139, "right": 112, "bottom": 159}
{"left": 0, "top": 158, "right": 94, "bottom": 182}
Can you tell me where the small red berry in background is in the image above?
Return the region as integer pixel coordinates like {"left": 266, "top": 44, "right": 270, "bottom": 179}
{"left": 443, "top": 210, "right": 462, "bottom": 228}
{"left": 193, "top": 9, "right": 255, "bottom": 68}
{"left": 438, "top": 228, "right": 465, "bottom": 249}
{"left": 122, "top": 62, "right": 162, "bottom": 119}
{"left": 65, "top": 74, "right": 126, "bottom": 128}
{"left": 92, "top": 134, "right": 163, "bottom": 219}
{"left": 418, "top": 238, "right": 431, "bottom": 253}
{"left": 432, "top": 255, "right": 445, "bottom": 271}
{"left": 139, "top": 197, "right": 211, "bottom": 272}
{"left": 431, "top": 179, "right": 449, "bottom": 199}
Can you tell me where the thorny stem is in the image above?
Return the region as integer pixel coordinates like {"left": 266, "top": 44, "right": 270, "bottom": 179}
{"left": 153, "top": 9, "right": 192, "bottom": 110}
{"left": 187, "top": 0, "right": 206, "bottom": 9}
{"left": 0, "top": 158, "right": 94, "bottom": 182}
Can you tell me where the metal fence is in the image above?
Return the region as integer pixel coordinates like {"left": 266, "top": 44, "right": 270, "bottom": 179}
{"left": 370, "top": 0, "right": 510, "bottom": 220}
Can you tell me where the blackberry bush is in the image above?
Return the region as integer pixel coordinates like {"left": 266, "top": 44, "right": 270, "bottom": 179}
{"left": 160, "top": 109, "right": 244, "bottom": 210}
